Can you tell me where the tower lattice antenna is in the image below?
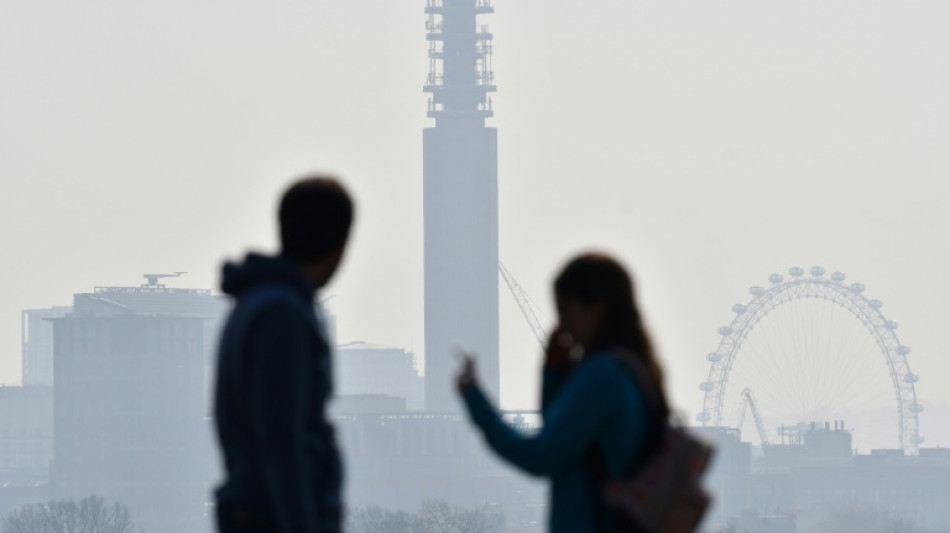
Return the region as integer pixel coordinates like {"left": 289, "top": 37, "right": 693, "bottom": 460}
{"left": 424, "top": 0, "right": 496, "bottom": 122}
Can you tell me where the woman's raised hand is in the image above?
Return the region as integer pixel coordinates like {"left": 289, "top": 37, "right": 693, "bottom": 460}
{"left": 544, "top": 326, "right": 576, "bottom": 368}
{"left": 455, "top": 349, "right": 478, "bottom": 393}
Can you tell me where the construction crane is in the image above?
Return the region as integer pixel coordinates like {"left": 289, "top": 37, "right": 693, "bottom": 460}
{"left": 737, "top": 388, "right": 771, "bottom": 447}
{"left": 142, "top": 272, "right": 186, "bottom": 287}
{"left": 498, "top": 262, "right": 547, "bottom": 348}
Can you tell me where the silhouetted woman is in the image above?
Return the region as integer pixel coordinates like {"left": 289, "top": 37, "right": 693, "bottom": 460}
{"left": 456, "top": 252, "right": 669, "bottom": 533}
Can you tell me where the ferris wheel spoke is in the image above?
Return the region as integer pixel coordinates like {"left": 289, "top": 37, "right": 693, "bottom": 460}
{"left": 733, "top": 354, "right": 790, "bottom": 405}
{"left": 813, "top": 347, "right": 876, "bottom": 410}
{"left": 833, "top": 374, "right": 894, "bottom": 415}
{"left": 748, "top": 307, "right": 809, "bottom": 408}
{"left": 791, "top": 302, "right": 821, "bottom": 405}
{"left": 729, "top": 364, "right": 802, "bottom": 424}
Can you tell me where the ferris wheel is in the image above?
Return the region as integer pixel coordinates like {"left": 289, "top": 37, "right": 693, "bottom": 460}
{"left": 696, "top": 266, "right": 922, "bottom": 454}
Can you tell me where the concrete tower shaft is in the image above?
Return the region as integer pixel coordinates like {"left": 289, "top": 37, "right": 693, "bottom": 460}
{"left": 423, "top": 0, "right": 499, "bottom": 411}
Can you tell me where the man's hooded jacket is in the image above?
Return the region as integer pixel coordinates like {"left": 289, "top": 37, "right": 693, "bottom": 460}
{"left": 213, "top": 253, "right": 342, "bottom": 533}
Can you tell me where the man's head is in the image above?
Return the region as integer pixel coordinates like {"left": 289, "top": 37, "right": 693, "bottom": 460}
{"left": 279, "top": 175, "right": 354, "bottom": 288}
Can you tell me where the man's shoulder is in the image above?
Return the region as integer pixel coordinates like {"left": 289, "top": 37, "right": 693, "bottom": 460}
{"left": 236, "top": 282, "right": 310, "bottom": 314}
{"left": 223, "top": 284, "right": 315, "bottom": 335}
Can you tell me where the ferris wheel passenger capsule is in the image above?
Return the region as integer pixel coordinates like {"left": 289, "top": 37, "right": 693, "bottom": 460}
{"left": 789, "top": 267, "right": 805, "bottom": 277}
{"left": 718, "top": 326, "right": 733, "bottom": 336}
{"left": 749, "top": 286, "right": 765, "bottom": 296}
{"left": 914, "top": 434, "right": 925, "bottom": 445}
{"left": 885, "top": 320, "right": 899, "bottom": 330}
{"left": 707, "top": 352, "right": 722, "bottom": 362}
{"left": 910, "top": 403, "right": 924, "bottom": 414}
{"left": 869, "top": 299, "right": 883, "bottom": 309}
{"left": 768, "top": 273, "right": 784, "bottom": 284}
{"left": 732, "top": 304, "right": 747, "bottom": 314}
{"left": 699, "top": 381, "right": 715, "bottom": 392}
{"left": 850, "top": 283, "right": 866, "bottom": 293}
{"left": 696, "top": 412, "right": 711, "bottom": 423}
{"left": 904, "top": 373, "right": 919, "bottom": 383}
{"left": 897, "top": 345, "right": 911, "bottom": 356}
{"left": 831, "top": 272, "right": 847, "bottom": 282}
{"left": 810, "top": 266, "right": 826, "bottom": 277}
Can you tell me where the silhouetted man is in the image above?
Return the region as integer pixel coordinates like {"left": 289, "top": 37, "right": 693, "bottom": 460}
{"left": 213, "top": 176, "right": 353, "bottom": 533}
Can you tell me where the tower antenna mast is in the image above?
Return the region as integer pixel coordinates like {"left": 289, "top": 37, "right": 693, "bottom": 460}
{"left": 142, "top": 272, "right": 187, "bottom": 288}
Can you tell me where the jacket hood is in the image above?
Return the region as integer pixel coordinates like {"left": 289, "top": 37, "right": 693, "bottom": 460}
{"left": 220, "top": 253, "right": 312, "bottom": 299}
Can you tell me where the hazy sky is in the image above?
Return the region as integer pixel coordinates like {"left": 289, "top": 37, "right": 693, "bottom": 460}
{"left": 2, "top": 1, "right": 948, "bottom": 444}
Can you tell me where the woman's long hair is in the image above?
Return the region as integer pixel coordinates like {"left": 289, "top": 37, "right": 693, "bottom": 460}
{"left": 554, "top": 252, "right": 669, "bottom": 415}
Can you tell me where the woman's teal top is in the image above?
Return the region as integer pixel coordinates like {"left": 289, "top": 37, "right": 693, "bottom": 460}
{"left": 461, "top": 352, "right": 649, "bottom": 533}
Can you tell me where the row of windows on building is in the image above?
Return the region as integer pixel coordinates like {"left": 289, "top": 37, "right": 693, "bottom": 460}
{"left": 56, "top": 322, "right": 202, "bottom": 339}
{"left": 0, "top": 428, "right": 50, "bottom": 438}
{"left": 0, "top": 441, "right": 51, "bottom": 453}
{"left": 0, "top": 457, "right": 49, "bottom": 468}
{"left": 57, "top": 340, "right": 202, "bottom": 357}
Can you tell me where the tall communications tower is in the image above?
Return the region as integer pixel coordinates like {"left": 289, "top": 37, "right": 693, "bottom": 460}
{"left": 423, "top": 0, "right": 499, "bottom": 410}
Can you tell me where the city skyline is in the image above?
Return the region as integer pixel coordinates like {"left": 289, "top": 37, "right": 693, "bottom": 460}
{"left": 2, "top": 0, "right": 949, "bottom": 446}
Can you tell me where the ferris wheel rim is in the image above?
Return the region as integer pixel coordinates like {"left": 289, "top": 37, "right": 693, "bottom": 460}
{"left": 697, "top": 268, "right": 921, "bottom": 454}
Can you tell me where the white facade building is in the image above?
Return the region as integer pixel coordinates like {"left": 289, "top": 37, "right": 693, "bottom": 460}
{"left": 21, "top": 307, "right": 71, "bottom": 386}
{"left": 335, "top": 342, "right": 424, "bottom": 411}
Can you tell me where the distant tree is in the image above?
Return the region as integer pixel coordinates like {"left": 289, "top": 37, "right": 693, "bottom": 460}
{"left": 418, "top": 501, "right": 457, "bottom": 533}
{"left": 347, "top": 501, "right": 504, "bottom": 533}
{"left": 2, "top": 495, "right": 138, "bottom": 533}
{"left": 455, "top": 504, "right": 505, "bottom": 533}
{"left": 346, "top": 505, "right": 420, "bottom": 533}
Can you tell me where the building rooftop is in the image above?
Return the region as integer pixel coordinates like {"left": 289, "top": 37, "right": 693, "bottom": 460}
{"left": 70, "top": 286, "right": 227, "bottom": 317}
{"left": 337, "top": 341, "right": 406, "bottom": 351}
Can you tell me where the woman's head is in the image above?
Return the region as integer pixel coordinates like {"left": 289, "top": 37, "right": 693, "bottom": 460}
{"left": 554, "top": 253, "right": 667, "bottom": 400}
{"left": 554, "top": 253, "right": 640, "bottom": 350}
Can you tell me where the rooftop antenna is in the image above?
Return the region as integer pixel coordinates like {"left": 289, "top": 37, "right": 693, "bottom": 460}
{"left": 142, "top": 272, "right": 187, "bottom": 288}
